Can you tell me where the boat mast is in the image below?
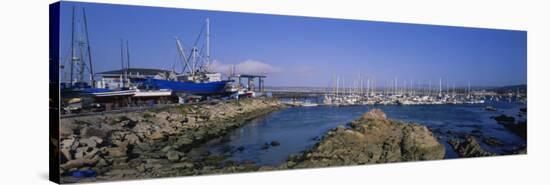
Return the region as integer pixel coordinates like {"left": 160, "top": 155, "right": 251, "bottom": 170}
{"left": 439, "top": 77, "right": 442, "bottom": 97}
{"left": 126, "top": 40, "right": 130, "bottom": 79}
{"left": 70, "top": 6, "right": 76, "bottom": 85}
{"left": 120, "top": 39, "right": 125, "bottom": 88}
{"left": 82, "top": 7, "right": 94, "bottom": 87}
{"left": 175, "top": 37, "right": 191, "bottom": 75}
{"left": 206, "top": 18, "right": 210, "bottom": 72}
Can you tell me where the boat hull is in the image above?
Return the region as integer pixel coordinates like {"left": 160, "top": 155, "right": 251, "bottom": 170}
{"left": 141, "top": 79, "right": 230, "bottom": 95}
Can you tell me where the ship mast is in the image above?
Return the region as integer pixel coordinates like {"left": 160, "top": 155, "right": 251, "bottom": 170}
{"left": 70, "top": 7, "right": 75, "bottom": 85}
{"left": 120, "top": 39, "right": 125, "bottom": 88}
{"left": 206, "top": 18, "right": 210, "bottom": 72}
{"left": 82, "top": 7, "right": 94, "bottom": 87}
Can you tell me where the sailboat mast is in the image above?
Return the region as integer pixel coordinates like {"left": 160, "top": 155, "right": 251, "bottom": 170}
{"left": 120, "top": 39, "right": 125, "bottom": 88}
{"left": 206, "top": 18, "right": 210, "bottom": 71}
{"left": 126, "top": 40, "right": 130, "bottom": 74}
{"left": 70, "top": 6, "right": 75, "bottom": 85}
{"left": 82, "top": 7, "right": 94, "bottom": 87}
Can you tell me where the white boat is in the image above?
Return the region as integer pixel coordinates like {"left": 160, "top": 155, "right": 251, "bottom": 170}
{"left": 301, "top": 102, "right": 319, "bottom": 107}
{"left": 91, "top": 89, "right": 137, "bottom": 97}
{"left": 133, "top": 89, "right": 172, "bottom": 97}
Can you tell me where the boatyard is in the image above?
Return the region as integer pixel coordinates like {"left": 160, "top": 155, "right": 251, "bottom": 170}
{"left": 60, "top": 9, "right": 271, "bottom": 115}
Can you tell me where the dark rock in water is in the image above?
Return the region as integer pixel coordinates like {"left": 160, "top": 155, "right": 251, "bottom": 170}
{"left": 448, "top": 136, "right": 496, "bottom": 157}
{"left": 261, "top": 143, "right": 270, "bottom": 150}
{"left": 506, "top": 145, "right": 527, "bottom": 155}
{"left": 483, "top": 137, "right": 504, "bottom": 147}
{"left": 493, "top": 114, "right": 516, "bottom": 125}
{"left": 237, "top": 146, "right": 245, "bottom": 151}
{"left": 270, "top": 140, "right": 280, "bottom": 147}
{"left": 520, "top": 107, "right": 527, "bottom": 113}
{"left": 493, "top": 115, "right": 526, "bottom": 140}
{"left": 284, "top": 109, "right": 445, "bottom": 169}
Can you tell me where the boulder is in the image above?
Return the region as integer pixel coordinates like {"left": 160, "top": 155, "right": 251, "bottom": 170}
{"left": 483, "top": 137, "right": 504, "bottom": 147}
{"left": 166, "top": 151, "right": 181, "bottom": 162}
{"left": 149, "top": 131, "right": 166, "bottom": 140}
{"left": 493, "top": 114, "right": 515, "bottom": 125}
{"left": 448, "top": 136, "right": 496, "bottom": 157}
{"left": 361, "top": 108, "right": 387, "bottom": 121}
{"left": 106, "top": 146, "right": 127, "bottom": 158}
{"left": 270, "top": 140, "right": 280, "bottom": 147}
{"left": 286, "top": 109, "right": 445, "bottom": 168}
{"left": 80, "top": 127, "right": 107, "bottom": 139}
{"left": 124, "top": 133, "right": 140, "bottom": 145}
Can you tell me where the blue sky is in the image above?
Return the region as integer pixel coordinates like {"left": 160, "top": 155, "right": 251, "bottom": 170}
{"left": 58, "top": 1, "right": 527, "bottom": 88}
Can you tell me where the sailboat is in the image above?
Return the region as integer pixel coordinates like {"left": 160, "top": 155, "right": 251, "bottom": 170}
{"left": 61, "top": 7, "right": 111, "bottom": 95}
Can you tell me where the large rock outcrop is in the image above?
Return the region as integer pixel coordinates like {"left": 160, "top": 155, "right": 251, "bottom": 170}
{"left": 284, "top": 109, "right": 445, "bottom": 169}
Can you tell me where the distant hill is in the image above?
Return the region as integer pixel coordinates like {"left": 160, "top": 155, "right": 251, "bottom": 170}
{"left": 487, "top": 84, "right": 526, "bottom": 94}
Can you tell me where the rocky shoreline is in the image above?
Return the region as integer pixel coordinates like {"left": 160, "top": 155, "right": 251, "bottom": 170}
{"left": 58, "top": 98, "right": 284, "bottom": 183}
{"left": 58, "top": 101, "right": 526, "bottom": 183}
{"left": 281, "top": 109, "right": 445, "bottom": 169}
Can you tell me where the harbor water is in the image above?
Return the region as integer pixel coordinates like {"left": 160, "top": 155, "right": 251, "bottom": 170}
{"left": 199, "top": 99, "right": 526, "bottom": 166}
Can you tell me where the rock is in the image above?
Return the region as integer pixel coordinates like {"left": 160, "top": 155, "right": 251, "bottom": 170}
{"left": 237, "top": 146, "right": 245, "bottom": 151}
{"left": 89, "top": 136, "right": 103, "bottom": 145}
{"left": 286, "top": 109, "right": 445, "bottom": 169}
{"left": 493, "top": 114, "right": 526, "bottom": 139}
{"left": 483, "top": 137, "right": 504, "bottom": 147}
{"left": 60, "top": 155, "right": 100, "bottom": 170}
{"left": 261, "top": 143, "right": 270, "bottom": 150}
{"left": 493, "top": 114, "right": 515, "bottom": 125}
{"left": 59, "top": 121, "right": 76, "bottom": 138}
{"left": 80, "top": 138, "right": 98, "bottom": 148}
{"left": 104, "top": 169, "right": 138, "bottom": 176}
{"left": 124, "top": 133, "right": 140, "bottom": 145}
{"left": 96, "top": 158, "right": 109, "bottom": 167}
{"left": 161, "top": 146, "right": 173, "bottom": 153}
{"left": 60, "top": 137, "right": 77, "bottom": 150}
{"left": 80, "top": 127, "right": 107, "bottom": 139}
{"left": 166, "top": 151, "right": 181, "bottom": 162}
{"left": 171, "top": 162, "right": 194, "bottom": 169}
{"left": 361, "top": 108, "right": 387, "bottom": 121}
{"left": 60, "top": 148, "right": 72, "bottom": 161}
{"left": 270, "top": 140, "right": 280, "bottom": 147}
{"left": 448, "top": 136, "right": 496, "bottom": 157}
{"left": 136, "top": 163, "right": 146, "bottom": 172}
{"left": 149, "top": 131, "right": 166, "bottom": 140}
{"left": 106, "top": 146, "right": 127, "bottom": 158}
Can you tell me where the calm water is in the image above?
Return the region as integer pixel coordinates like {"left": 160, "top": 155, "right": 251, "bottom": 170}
{"left": 200, "top": 100, "right": 526, "bottom": 166}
